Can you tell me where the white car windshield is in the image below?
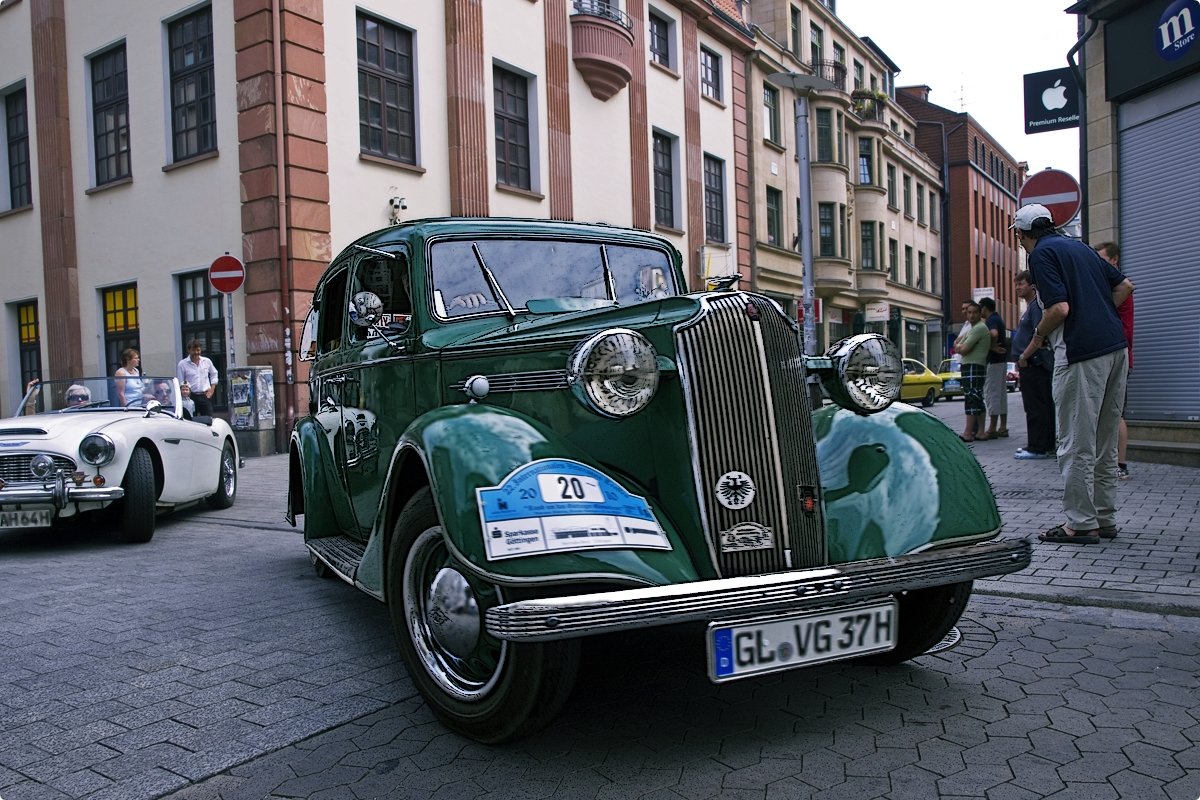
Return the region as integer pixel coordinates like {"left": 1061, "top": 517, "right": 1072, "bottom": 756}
{"left": 16, "top": 377, "right": 186, "bottom": 417}
{"left": 429, "top": 238, "right": 677, "bottom": 319}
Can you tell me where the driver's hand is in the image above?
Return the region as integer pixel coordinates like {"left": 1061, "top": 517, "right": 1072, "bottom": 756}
{"left": 450, "top": 292, "right": 489, "bottom": 309}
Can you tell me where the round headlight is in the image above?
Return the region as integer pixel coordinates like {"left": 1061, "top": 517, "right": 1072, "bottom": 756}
{"left": 824, "top": 333, "right": 902, "bottom": 414}
{"left": 79, "top": 433, "right": 116, "bottom": 466}
{"left": 30, "top": 453, "right": 56, "bottom": 479}
{"left": 567, "top": 329, "right": 660, "bottom": 418}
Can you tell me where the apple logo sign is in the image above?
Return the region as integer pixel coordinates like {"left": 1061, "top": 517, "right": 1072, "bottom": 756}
{"left": 1041, "top": 79, "right": 1069, "bottom": 111}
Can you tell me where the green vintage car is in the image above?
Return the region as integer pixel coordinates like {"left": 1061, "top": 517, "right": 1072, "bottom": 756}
{"left": 287, "top": 217, "right": 1030, "bottom": 743}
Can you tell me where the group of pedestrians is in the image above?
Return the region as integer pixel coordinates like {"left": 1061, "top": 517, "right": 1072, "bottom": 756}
{"left": 952, "top": 297, "right": 1010, "bottom": 442}
{"left": 1006, "top": 204, "right": 1134, "bottom": 545}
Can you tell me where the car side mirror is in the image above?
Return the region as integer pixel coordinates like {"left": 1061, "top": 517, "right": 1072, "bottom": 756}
{"left": 143, "top": 400, "right": 162, "bottom": 418}
{"left": 350, "top": 291, "right": 383, "bottom": 327}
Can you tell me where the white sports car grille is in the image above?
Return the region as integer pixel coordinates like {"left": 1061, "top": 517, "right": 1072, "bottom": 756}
{"left": 0, "top": 453, "right": 77, "bottom": 483}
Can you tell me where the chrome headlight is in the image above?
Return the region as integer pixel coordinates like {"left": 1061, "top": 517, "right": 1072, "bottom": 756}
{"left": 567, "top": 329, "right": 660, "bottom": 418}
{"left": 823, "top": 333, "right": 902, "bottom": 414}
{"left": 79, "top": 433, "right": 116, "bottom": 466}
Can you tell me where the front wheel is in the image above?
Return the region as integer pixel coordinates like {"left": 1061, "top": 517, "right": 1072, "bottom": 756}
{"left": 388, "top": 487, "right": 579, "bottom": 743}
{"left": 856, "top": 580, "right": 972, "bottom": 666}
{"left": 205, "top": 442, "right": 238, "bottom": 509}
{"left": 116, "top": 447, "right": 156, "bottom": 543}
{"left": 921, "top": 388, "right": 937, "bottom": 408}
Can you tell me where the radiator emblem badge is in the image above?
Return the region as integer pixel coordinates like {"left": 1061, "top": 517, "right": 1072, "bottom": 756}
{"left": 715, "top": 471, "right": 756, "bottom": 509}
{"left": 719, "top": 522, "right": 774, "bottom": 552}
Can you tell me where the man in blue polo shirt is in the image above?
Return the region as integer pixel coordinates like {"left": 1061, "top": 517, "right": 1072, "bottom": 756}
{"left": 1012, "top": 204, "right": 1134, "bottom": 545}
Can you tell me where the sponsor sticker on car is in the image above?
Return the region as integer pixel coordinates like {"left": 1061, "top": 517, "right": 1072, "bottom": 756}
{"left": 477, "top": 458, "right": 671, "bottom": 560}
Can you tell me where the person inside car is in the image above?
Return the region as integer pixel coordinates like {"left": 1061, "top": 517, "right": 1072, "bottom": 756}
{"left": 152, "top": 380, "right": 195, "bottom": 419}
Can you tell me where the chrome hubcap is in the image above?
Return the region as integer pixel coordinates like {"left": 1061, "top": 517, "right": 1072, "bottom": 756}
{"left": 221, "top": 450, "right": 236, "bottom": 495}
{"left": 427, "top": 567, "right": 481, "bottom": 660}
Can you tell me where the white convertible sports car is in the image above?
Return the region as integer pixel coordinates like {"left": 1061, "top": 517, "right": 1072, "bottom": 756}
{"left": 0, "top": 376, "right": 239, "bottom": 542}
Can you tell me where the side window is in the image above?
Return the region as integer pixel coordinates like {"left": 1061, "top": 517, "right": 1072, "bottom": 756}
{"left": 349, "top": 254, "right": 412, "bottom": 344}
{"left": 318, "top": 268, "right": 349, "bottom": 354}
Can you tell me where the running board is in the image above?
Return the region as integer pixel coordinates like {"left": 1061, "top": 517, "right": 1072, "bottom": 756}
{"left": 308, "top": 535, "right": 366, "bottom": 583}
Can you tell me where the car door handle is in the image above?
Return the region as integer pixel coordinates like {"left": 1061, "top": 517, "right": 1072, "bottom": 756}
{"left": 163, "top": 438, "right": 181, "bottom": 444}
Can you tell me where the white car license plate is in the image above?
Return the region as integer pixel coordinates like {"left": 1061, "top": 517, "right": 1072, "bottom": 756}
{"left": 0, "top": 508, "right": 53, "bottom": 530}
{"left": 945, "top": 380, "right": 961, "bottom": 391}
{"left": 708, "top": 599, "right": 897, "bottom": 682}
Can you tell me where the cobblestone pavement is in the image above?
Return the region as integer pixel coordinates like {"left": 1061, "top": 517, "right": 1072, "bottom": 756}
{"left": 2, "top": 402, "right": 1199, "bottom": 800}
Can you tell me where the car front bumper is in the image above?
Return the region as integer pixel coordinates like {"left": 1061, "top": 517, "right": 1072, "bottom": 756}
{"left": 0, "top": 480, "right": 125, "bottom": 508}
{"left": 485, "top": 538, "right": 1031, "bottom": 641}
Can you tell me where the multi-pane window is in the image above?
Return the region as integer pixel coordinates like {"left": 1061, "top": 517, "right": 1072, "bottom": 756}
{"left": 357, "top": 13, "right": 415, "bottom": 164}
{"left": 765, "top": 187, "right": 782, "bottom": 246}
{"left": 102, "top": 284, "right": 140, "bottom": 375}
{"left": 5, "top": 89, "right": 31, "bottom": 208}
{"left": 853, "top": 60, "right": 864, "bottom": 89}
{"left": 168, "top": 7, "right": 216, "bottom": 162}
{"left": 888, "top": 238, "right": 898, "bottom": 281}
{"left": 839, "top": 204, "right": 847, "bottom": 257}
{"left": 918, "top": 251, "right": 927, "bottom": 288}
{"left": 494, "top": 66, "right": 531, "bottom": 190}
{"left": 859, "top": 222, "right": 875, "bottom": 269}
{"left": 17, "top": 301, "right": 41, "bottom": 388}
{"left": 700, "top": 47, "right": 721, "bottom": 101}
{"left": 836, "top": 111, "right": 844, "bottom": 164}
{"left": 929, "top": 190, "right": 939, "bottom": 230}
{"left": 903, "top": 174, "right": 912, "bottom": 216}
{"left": 815, "top": 108, "right": 833, "bottom": 162}
{"left": 763, "top": 84, "right": 781, "bottom": 144}
{"left": 930, "top": 257, "right": 939, "bottom": 293}
{"left": 917, "top": 182, "right": 926, "bottom": 223}
{"left": 648, "top": 12, "right": 671, "bottom": 68}
{"left": 858, "top": 137, "right": 873, "bottom": 185}
{"left": 833, "top": 42, "right": 845, "bottom": 65}
{"left": 790, "top": 7, "right": 801, "bottom": 59}
{"left": 810, "top": 24, "right": 823, "bottom": 65}
{"left": 179, "top": 271, "right": 227, "bottom": 409}
{"left": 818, "top": 203, "right": 836, "bottom": 257}
{"left": 703, "top": 154, "right": 725, "bottom": 243}
{"left": 92, "top": 44, "right": 131, "bottom": 185}
{"left": 652, "top": 132, "right": 674, "bottom": 227}
{"left": 886, "top": 164, "right": 897, "bottom": 207}
{"left": 904, "top": 245, "right": 913, "bottom": 284}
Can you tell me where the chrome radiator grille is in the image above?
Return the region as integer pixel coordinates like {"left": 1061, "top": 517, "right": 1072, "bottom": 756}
{"left": 0, "top": 453, "right": 77, "bottom": 483}
{"left": 674, "top": 293, "right": 827, "bottom": 577}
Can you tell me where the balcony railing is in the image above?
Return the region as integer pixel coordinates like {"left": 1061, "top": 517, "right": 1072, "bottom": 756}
{"left": 851, "top": 98, "right": 887, "bottom": 124}
{"left": 810, "top": 59, "right": 847, "bottom": 92}
{"left": 572, "top": 0, "right": 633, "bottom": 30}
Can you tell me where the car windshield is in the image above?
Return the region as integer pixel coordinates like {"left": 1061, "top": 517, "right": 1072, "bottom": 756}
{"left": 15, "top": 377, "right": 186, "bottom": 417}
{"left": 428, "top": 238, "right": 678, "bottom": 319}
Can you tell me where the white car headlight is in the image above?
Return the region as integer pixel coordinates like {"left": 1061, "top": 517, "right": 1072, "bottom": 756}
{"left": 824, "top": 333, "right": 902, "bottom": 414}
{"left": 568, "top": 329, "right": 660, "bottom": 418}
{"left": 79, "top": 433, "right": 116, "bottom": 466}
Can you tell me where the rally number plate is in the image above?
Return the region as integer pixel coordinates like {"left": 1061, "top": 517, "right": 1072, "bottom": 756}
{"left": 707, "top": 599, "right": 898, "bottom": 682}
{"left": 0, "top": 508, "right": 53, "bottom": 530}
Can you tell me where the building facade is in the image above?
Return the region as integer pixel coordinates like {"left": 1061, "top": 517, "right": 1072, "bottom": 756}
{"left": 1067, "top": 0, "right": 1198, "bottom": 443}
{"left": 894, "top": 86, "right": 1027, "bottom": 359}
{"left": 2, "top": 0, "right": 962, "bottom": 447}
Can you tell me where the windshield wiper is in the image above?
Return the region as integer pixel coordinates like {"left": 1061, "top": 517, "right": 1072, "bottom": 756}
{"left": 471, "top": 243, "right": 517, "bottom": 320}
{"left": 598, "top": 244, "right": 617, "bottom": 303}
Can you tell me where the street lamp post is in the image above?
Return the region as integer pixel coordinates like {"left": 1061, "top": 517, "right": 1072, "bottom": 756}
{"left": 766, "top": 72, "right": 835, "bottom": 357}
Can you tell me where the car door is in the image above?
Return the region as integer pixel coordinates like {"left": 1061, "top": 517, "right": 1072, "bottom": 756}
{"left": 339, "top": 248, "right": 417, "bottom": 535}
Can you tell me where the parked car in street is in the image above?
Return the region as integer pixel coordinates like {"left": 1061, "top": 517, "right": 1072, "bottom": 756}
{"left": 2, "top": 377, "right": 239, "bottom": 542}
{"left": 287, "top": 217, "right": 1030, "bottom": 743}
{"left": 937, "top": 359, "right": 963, "bottom": 400}
{"left": 900, "top": 359, "right": 943, "bottom": 407}
{"left": 1006, "top": 361, "right": 1020, "bottom": 392}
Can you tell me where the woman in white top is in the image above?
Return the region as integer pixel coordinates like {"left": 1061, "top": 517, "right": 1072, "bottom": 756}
{"left": 115, "top": 348, "right": 148, "bottom": 407}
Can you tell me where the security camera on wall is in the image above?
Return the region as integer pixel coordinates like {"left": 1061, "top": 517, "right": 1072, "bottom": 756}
{"left": 388, "top": 196, "right": 407, "bottom": 225}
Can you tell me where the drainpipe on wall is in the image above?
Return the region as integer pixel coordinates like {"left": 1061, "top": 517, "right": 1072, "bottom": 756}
{"left": 271, "top": 0, "right": 295, "bottom": 442}
{"left": 1067, "top": 13, "right": 1099, "bottom": 240}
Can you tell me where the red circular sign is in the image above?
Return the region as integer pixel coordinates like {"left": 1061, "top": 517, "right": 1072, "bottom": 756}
{"left": 1017, "top": 168, "right": 1081, "bottom": 227}
{"left": 209, "top": 255, "right": 245, "bottom": 294}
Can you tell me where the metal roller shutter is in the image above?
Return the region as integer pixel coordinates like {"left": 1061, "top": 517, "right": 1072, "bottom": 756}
{"left": 1118, "top": 98, "right": 1200, "bottom": 422}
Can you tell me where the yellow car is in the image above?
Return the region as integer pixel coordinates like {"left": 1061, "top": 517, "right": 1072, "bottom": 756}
{"left": 936, "top": 359, "right": 963, "bottom": 400}
{"left": 901, "top": 359, "right": 944, "bottom": 407}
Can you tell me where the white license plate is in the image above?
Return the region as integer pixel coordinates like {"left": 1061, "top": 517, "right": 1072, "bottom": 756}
{"left": 0, "top": 508, "right": 53, "bottom": 530}
{"left": 944, "top": 380, "right": 961, "bottom": 391}
{"left": 708, "top": 599, "right": 898, "bottom": 682}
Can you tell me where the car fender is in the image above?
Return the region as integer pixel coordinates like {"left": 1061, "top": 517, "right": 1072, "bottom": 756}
{"left": 288, "top": 416, "right": 344, "bottom": 536}
{"left": 813, "top": 402, "right": 1002, "bottom": 562}
{"left": 360, "top": 403, "right": 701, "bottom": 597}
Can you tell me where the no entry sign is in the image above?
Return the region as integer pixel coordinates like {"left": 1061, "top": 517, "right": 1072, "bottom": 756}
{"left": 209, "top": 254, "right": 245, "bottom": 294}
{"left": 1017, "top": 169, "right": 1082, "bottom": 227}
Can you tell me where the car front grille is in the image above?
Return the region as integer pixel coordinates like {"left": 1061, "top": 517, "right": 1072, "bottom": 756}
{"left": 674, "top": 293, "right": 827, "bottom": 577}
{"left": 0, "top": 453, "right": 77, "bottom": 483}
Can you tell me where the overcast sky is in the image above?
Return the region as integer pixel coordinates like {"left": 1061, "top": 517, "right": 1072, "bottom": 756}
{"left": 834, "top": 0, "right": 1084, "bottom": 180}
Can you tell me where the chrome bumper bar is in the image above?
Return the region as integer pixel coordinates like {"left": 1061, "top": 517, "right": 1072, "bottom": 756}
{"left": 1, "top": 484, "right": 125, "bottom": 507}
{"left": 485, "top": 538, "right": 1031, "bottom": 641}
